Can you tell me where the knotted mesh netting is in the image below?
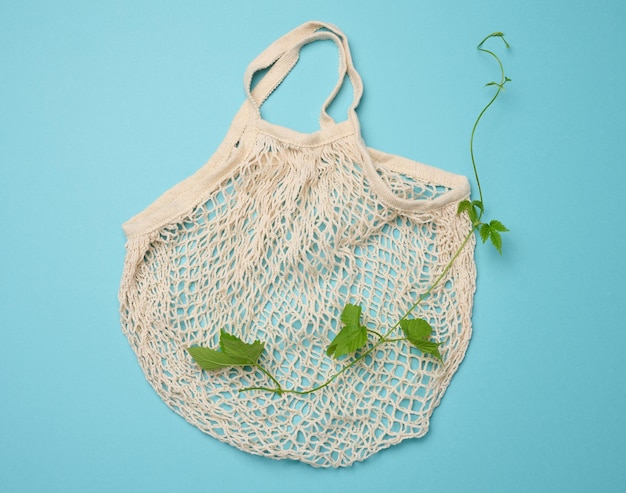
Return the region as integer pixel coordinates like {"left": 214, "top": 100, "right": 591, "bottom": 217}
{"left": 119, "top": 123, "right": 476, "bottom": 467}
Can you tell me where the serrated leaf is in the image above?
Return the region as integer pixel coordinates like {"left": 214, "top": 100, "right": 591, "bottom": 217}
{"left": 457, "top": 200, "right": 471, "bottom": 215}
{"left": 327, "top": 305, "right": 368, "bottom": 359}
{"left": 479, "top": 223, "right": 491, "bottom": 243}
{"left": 467, "top": 207, "right": 478, "bottom": 224}
{"left": 340, "top": 303, "right": 362, "bottom": 329}
{"left": 219, "top": 330, "right": 264, "bottom": 364}
{"left": 412, "top": 340, "right": 443, "bottom": 363}
{"left": 326, "top": 324, "right": 368, "bottom": 359}
{"left": 457, "top": 200, "right": 484, "bottom": 225}
{"left": 472, "top": 200, "right": 485, "bottom": 214}
{"left": 400, "top": 318, "right": 432, "bottom": 343}
{"left": 456, "top": 200, "right": 478, "bottom": 224}
{"left": 400, "top": 318, "right": 443, "bottom": 363}
{"left": 489, "top": 219, "right": 509, "bottom": 232}
{"left": 489, "top": 229, "right": 503, "bottom": 254}
{"left": 188, "top": 330, "right": 265, "bottom": 371}
{"left": 187, "top": 346, "right": 249, "bottom": 370}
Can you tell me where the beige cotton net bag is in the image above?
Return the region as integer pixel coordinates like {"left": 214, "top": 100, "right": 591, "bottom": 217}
{"left": 119, "top": 21, "right": 476, "bottom": 467}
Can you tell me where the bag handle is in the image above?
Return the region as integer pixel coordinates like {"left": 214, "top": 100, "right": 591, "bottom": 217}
{"left": 243, "top": 22, "right": 469, "bottom": 212}
{"left": 244, "top": 21, "right": 364, "bottom": 127}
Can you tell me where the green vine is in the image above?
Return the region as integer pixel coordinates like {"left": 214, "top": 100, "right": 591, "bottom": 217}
{"left": 187, "top": 32, "right": 511, "bottom": 396}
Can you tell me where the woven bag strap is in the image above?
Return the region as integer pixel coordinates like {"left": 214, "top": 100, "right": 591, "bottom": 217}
{"left": 242, "top": 22, "right": 469, "bottom": 212}
{"left": 244, "top": 21, "right": 363, "bottom": 127}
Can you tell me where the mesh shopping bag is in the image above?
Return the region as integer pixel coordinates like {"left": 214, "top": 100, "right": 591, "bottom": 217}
{"left": 119, "top": 21, "right": 476, "bottom": 467}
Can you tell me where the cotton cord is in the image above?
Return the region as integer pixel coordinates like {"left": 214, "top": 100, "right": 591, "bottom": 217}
{"left": 119, "top": 21, "right": 476, "bottom": 468}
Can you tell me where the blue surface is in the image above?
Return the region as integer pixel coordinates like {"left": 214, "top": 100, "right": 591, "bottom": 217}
{"left": 2, "top": 1, "right": 625, "bottom": 491}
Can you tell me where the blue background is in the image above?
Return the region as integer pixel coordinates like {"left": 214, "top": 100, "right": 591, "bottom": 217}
{"left": 2, "top": 1, "right": 625, "bottom": 491}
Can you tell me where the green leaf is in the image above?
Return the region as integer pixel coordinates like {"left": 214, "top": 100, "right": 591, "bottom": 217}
{"left": 187, "top": 346, "right": 249, "bottom": 370}
{"left": 326, "top": 324, "right": 368, "bottom": 358}
{"left": 327, "top": 303, "right": 368, "bottom": 358}
{"left": 412, "top": 340, "right": 443, "bottom": 363}
{"left": 219, "top": 330, "right": 264, "bottom": 363}
{"left": 458, "top": 200, "right": 484, "bottom": 225}
{"left": 479, "top": 223, "right": 491, "bottom": 243}
{"left": 489, "top": 229, "right": 503, "bottom": 254}
{"left": 467, "top": 206, "right": 478, "bottom": 224}
{"left": 400, "top": 318, "right": 432, "bottom": 343}
{"left": 187, "top": 330, "right": 265, "bottom": 371}
{"left": 489, "top": 219, "right": 509, "bottom": 232}
{"left": 400, "top": 318, "right": 443, "bottom": 363}
{"left": 478, "top": 220, "right": 508, "bottom": 254}
{"left": 340, "top": 303, "right": 362, "bottom": 328}
{"left": 472, "top": 200, "right": 485, "bottom": 214}
{"left": 457, "top": 200, "right": 471, "bottom": 216}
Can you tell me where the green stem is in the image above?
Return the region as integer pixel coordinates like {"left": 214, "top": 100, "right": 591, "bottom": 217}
{"left": 276, "top": 335, "right": 400, "bottom": 396}
{"left": 367, "top": 328, "right": 385, "bottom": 340}
{"left": 384, "top": 229, "right": 475, "bottom": 337}
{"left": 253, "top": 363, "right": 284, "bottom": 394}
{"left": 470, "top": 32, "right": 510, "bottom": 210}
{"left": 284, "top": 345, "right": 378, "bottom": 395}
{"left": 237, "top": 33, "right": 509, "bottom": 397}
{"left": 240, "top": 189, "right": 475, "bottom": 397}
{"left": 239, "top": 385, "right": 282, "bottom": 393}
{"left": 240, "top": 336, "right": 402, "bottom": 396}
